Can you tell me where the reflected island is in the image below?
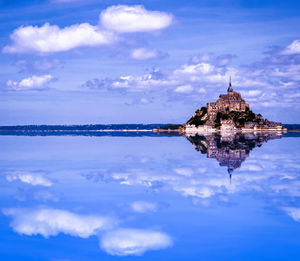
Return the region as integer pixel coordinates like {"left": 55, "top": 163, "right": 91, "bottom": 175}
{"left": 186, "top": 132, "right": 282, "bottom": 175}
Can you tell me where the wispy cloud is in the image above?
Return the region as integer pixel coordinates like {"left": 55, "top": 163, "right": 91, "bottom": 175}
{"left": 14, "top": 59, "right": 62, "bottom": 73}
{"left": 174, "top": 168, "right": 194, "bottom": 176}
{"left": 281, "top": 39, "right": 300, "bottom": 55}
{"left": 131, "top": 48, "right": 165, "bottom": 60}
{"left": 282, "top": 207, "right": 300, "bottom": 222}
{"left": 82, "top": 42, "right": 300, "bottom": 109}
{"left": 6, "top": 171, "right": 53, "bottom": 187}
{"left": 131, "top": 201, "right": 157, "bottom": 213}
{"left": 6, "top": 74, "right": 55, "bottom": 90}
{"left": 174, "top": 85, "right": 193, "bottom": 94}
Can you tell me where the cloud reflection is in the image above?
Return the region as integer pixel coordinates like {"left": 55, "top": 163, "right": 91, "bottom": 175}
{"left": 3, "top": 206, "right": 173, "bottom": 256}
{"left": 100, "top": 228, "right": 172, "bottom": 256}
{"left": 86, "top": 139, "right": 300, "bottom": 204}
{"left": 282, "top": 207, "right": 300, "bottom": 222}
{"left": 131, "top": 201, "right": 157, "bottom": 213}
{"left": 6, "top": 171, "right": 53, "bottom": 187}
{"left": 3, "top": 208, "right": 116, "bottom": 238}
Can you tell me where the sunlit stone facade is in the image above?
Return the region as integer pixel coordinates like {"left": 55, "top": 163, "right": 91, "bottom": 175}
{"left": 206, "top": 82, "right": 249, "bottom": 124}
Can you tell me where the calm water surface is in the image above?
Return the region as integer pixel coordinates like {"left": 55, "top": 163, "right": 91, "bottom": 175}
{"left": 0, "top": 132, "right": 300, "bottom": 260}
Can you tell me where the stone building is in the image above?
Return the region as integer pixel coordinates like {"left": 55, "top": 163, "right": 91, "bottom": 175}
{"left": 206, "top": 78, "right": 249, "bottom": 124}
{"left": 184, "top": 77, "right": 285, "bottom": 132}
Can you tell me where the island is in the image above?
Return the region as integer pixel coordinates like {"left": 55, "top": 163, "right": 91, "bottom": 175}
{"left": 155, "top": 78, "right": 287, "bottom": 134}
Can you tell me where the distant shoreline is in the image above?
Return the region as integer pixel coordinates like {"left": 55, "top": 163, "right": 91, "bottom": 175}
{"left": 0, "top": 124, "right": 298, "bottom": 137}
{"left": 0, "top": 123, "right": 299, "bottom": 131}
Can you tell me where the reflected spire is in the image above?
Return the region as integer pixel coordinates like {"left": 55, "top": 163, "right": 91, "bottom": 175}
{"left": 228, "top": 168, "right": 233, "bottom": 184}
{"left": 184, "top": 132, "right": 283, "bottom": 173}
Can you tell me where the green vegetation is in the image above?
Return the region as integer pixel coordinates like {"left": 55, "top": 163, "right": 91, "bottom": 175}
{"left": 214, "top": 110, "right": 261, "bottom": 128}
{"left": 186, "top": 107, "right": 208, "bottom": 127}
{"left": 214, "top": 112, "right": 222, "bottom": 129}
{"left": 185, "top": 104, "right": 264, "bottom": 129}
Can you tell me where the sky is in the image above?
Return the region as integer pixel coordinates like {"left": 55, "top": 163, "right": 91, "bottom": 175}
{"left": 0, "top": 0, "right": 300, "bottom": 125}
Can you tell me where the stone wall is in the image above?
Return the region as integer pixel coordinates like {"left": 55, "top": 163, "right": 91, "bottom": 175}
{"left": 207, "top": 90, "right": 249, "bottom": 117}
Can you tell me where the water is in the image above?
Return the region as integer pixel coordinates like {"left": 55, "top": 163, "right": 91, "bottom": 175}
{"left": 0, "top": 128, "right": 300, "bottom": 260}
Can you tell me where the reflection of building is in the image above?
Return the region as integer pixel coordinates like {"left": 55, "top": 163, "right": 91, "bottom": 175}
{"left": 186, "top": 133, "right": 282, "bottom": 176}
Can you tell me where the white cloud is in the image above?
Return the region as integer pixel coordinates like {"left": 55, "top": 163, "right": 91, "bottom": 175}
{"left": 131, "top": 201, "right": 157, "bottom": 213}
{"left": 140, "top": 98, "right": 150, "bottom": 104}
{"left": 32, "top": 191, "right": 59, "bottom": 202}
{"left": 174, "top": 168, "right": 194, "bottom": 176}
{"left": 271, "top": 65, "right": 300, "bottom": 81}
{"left": 3, "top": 23, "right": 116, "bottom": 54}
{"left": 174, "top": 63, "right": 215, "bottom": 75}
{"left": 281, "top": 40, "right": 300, "bottom": 55}
{"left": 109, "top": 70, "right": 176, "bottom": 90}
{"left": 240, "top": 164, "right": 262, "bottom": 172}
{"left": 198, "top": 88, "right": 206, "bottom": 94}
{"left": 100, "top": 5, "right": 173, "bottom": 33}
{"left": 4, "top": 5, "right": 173, "bottom": 54}
{"left": 3, "top": 208, "right": 116, "bottom": 238}
{"left": 100, "top": 228, "right": 172, "bottom": 256}
{"left": 174, "top": 186, "right": 216, "bottom": 198}
{"left": 6, "top": 74, "right": 54, "bottom": 90}
{"left": 131, "top": 48, "right": 159, "bottom": 60}
{"left": 282, "top": 207, "right": 300, "bottom": 222}
{"left": 242, "top": 90, "right": 262, "bottom": 97}
{"left": 174, "top": 85, "right": 193, "bottom": 93}
{"left": 6, "top": 171, "right": 52, "bottom": 187}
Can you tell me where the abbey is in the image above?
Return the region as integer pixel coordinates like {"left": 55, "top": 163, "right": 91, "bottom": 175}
{"left": 207, "top": 78, "right": 248, "bottom": 113}
{"left": 205, "top": 78, "right": 249, "bottom": 126}
{"left": 184, "top": 78, "right": 285, "bottom": 133}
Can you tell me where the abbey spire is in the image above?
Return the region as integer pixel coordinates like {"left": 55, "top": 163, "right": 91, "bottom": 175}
{"left": 227, "top": 76, "right": 233, "bottom": 92}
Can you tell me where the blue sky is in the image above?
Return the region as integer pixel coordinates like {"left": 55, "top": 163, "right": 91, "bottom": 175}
{"left": 0, "top": 0, "right": 300, "bottom": 124}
